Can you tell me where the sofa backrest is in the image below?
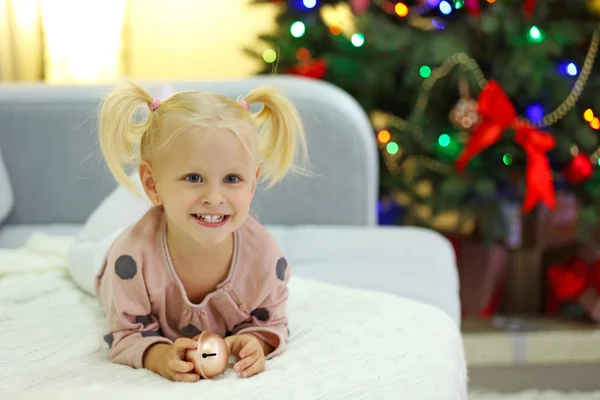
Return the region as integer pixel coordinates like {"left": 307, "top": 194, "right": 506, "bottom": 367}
{"left": 0, "top": 76, "right": 379, "bottom": 226}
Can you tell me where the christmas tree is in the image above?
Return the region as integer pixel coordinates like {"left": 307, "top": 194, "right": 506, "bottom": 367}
{"left": 247, "top": 0, "right": 600, "bottom": 242}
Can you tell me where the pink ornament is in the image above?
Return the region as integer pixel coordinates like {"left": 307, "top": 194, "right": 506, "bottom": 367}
{"left": 350, "top": 0, "right": 370, "bottom": 14}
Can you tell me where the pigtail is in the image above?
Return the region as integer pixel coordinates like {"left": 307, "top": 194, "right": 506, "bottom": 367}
{"left": 244, "top": 88, "right": 309, "bottom": 188}
{"left": 98, "top": 80, "right": 158, "bottom": 193}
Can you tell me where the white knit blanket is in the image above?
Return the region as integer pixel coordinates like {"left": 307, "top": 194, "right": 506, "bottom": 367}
{"left": 0, "top": 232, "right": 467, "bottom": 399}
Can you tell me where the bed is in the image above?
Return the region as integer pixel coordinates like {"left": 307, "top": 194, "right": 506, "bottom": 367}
{"left": 0, "top": 76, "right": 467, "bottom": 399}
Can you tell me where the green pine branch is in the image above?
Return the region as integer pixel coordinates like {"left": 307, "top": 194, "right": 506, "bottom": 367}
{"left": 245, "top": 0, "right": 600, "bottom": 240}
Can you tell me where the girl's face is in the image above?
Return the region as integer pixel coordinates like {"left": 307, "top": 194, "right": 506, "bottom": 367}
{"left": 141, "top": 127, "right": 258, "bottom": 249}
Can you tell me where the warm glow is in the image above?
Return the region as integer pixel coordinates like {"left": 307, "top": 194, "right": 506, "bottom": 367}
{"left": 126, "top": 0, "right": 278, "bottom": 79}
{"left": 378, "top": 130, "right": 391, "bottom": 143}
{"left": 40, "top": 0, "right": 128, "bottom": 83}
{"left": 395, "top": 3, "right": 409, "bottom": 17}
{"left": 584, "top": 108, "right": 595, "bottom": 122}
{"left": 0, "top": 0, "right": 42, "bottom": 81}
{"left": 591, "top": 118, "right": 600, "bottom": 130}
{"left": 487, "top": 0, "right": 496, "bottom": 3}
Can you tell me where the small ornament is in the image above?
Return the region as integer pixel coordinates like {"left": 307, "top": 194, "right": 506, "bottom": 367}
{"left": 563, "top": 153, "right": 594, "bottom": 184}
{"left": 185, "top": 332, "right": 230, "bottom": 379}
{"left": 449, "top": 79, "right": 481, "bottom": 131}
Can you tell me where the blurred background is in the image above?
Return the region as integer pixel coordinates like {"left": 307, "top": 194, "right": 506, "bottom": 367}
{"left": 0, "top": 0, "right": 278, "bottom": 82}
{"left": 3, "top": 0, "right": 600, "bottom": 391}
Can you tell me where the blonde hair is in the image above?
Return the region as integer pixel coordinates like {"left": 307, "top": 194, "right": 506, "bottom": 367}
{"left": 98, "top": 80, "right": 309, "bottom": 194}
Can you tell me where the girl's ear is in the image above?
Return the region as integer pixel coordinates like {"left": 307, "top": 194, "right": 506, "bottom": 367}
{"left": 139, "top": 161, "right": 162, "bottom": 205}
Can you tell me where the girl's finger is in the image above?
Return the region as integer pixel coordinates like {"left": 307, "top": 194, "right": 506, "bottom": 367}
{"left": 241, "top": 356, "right": 265, "bottom": 378}
{"left": 172, "top": 372, "right": 200, "bottom": 383}
{"left": 233, "top": 349, "right": 258, "bottom": 373}
{"left": 173, "top": 338, "right": 198, "bottom": 350}
{"left": 239, "top": 341, "right": 259, "bottom": 358}
{"left": 169, "top": 358, "right": 194, "bottom": 373}
{"left": 173, "top": 338, "right": 198, "bottom": 358}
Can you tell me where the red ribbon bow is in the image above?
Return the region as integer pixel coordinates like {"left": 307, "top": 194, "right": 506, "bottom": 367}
{"left": 547, "top": 257, "right": 600, "bottom": 303}
{"left": 465, "top": 0, "right": 536, "bottom": 18}
{"left": 454, "top": 80, "right": 556, "bottom": 213}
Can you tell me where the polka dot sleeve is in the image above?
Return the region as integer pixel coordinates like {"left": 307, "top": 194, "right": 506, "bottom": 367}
{"left": 233, "top": 257, "right": 290, "bottom": 360}
{"left": 96, "top": 250, "right": 172, "bottom": 369}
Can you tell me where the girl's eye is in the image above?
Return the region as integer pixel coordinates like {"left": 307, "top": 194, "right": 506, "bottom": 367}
{"left": 225, "top": 175, "right": 240, "bottom": 184}
{"left": 185, "top": 174, "right": 202, "bottom": 183}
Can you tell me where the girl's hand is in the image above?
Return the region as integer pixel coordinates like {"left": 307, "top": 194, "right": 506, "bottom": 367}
{"left": 224, "top": 334, "right": 266, "bottom": 378}
{"left": 155, "top": 338, "right": 201, "bottom": 382}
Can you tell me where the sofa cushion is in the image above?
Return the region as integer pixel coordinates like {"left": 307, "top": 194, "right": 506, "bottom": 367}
{"left": 0, "top": 148, "right": 13, "bottom": 225}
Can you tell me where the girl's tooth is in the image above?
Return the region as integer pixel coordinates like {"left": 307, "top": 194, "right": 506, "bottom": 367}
{"left": 198, "top": 215, "right": 224, "bottom": 222}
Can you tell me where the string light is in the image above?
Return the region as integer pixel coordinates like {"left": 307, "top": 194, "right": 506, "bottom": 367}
{"left": 291, "top": 21, "right": 306, "bottom": 38}
{"left": 439, "top": 1, "right": 452, "bottom": 14}
{"left": 583, "top": 108, "right": 600, "bottom": 130}
{"left": 584, "top": 109, "right": 595, "bottom": 122}
{"left": 387, "top": 142, "right": 399, "bottom": 155}
{"left": 559, "top": 62, "right": 578, "bottom": 76}
{"left": 378, "top": 130, "right": 391, "bottom": 144}
{"left": 528, "top": 26, "right": 544, "bottom": 43}
{"left": 395, "top": 2, "right": 409, "bottom": 17}
{"left": 526, "top": 104, "right": 544, "bottom": 122}
{"left": 438, "top": 134, "right": 451, "bottom": 147}
{"left": 303, "top": 0, "right": 317, "bottom": 9}
{"left": 503, "top": 154, "right": 513, "bottom": 166}
{"left": 374, "top": 0, "right": 495, "bottom": 19}
{"left": 419, "top": 65, "right": 432, "bottom": 78}
{"left": 351, "top": 33, "right": 365, "bottom": 47}
{"left": 263, "top": 49, "right": 277, "bottom": 63}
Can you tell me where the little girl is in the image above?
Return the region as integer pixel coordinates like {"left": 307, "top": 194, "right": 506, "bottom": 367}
{"left": 94, "top": 81, "right": 308, "bottom": 383}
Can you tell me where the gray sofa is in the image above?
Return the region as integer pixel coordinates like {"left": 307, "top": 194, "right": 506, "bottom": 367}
{"left": 0, "top": 76, "right": 460, "bottom": 324}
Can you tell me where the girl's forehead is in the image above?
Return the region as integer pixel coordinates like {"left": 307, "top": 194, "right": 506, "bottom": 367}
{"left": 160, "top": 128, "right": 254, "bottom": 170}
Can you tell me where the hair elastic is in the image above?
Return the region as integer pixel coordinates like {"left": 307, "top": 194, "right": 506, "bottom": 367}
{"left": 148, "top": 98, "right": 161, "bottom": 111}
{"left": 237, "top": 99, "right": 250, "bottom": 111}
